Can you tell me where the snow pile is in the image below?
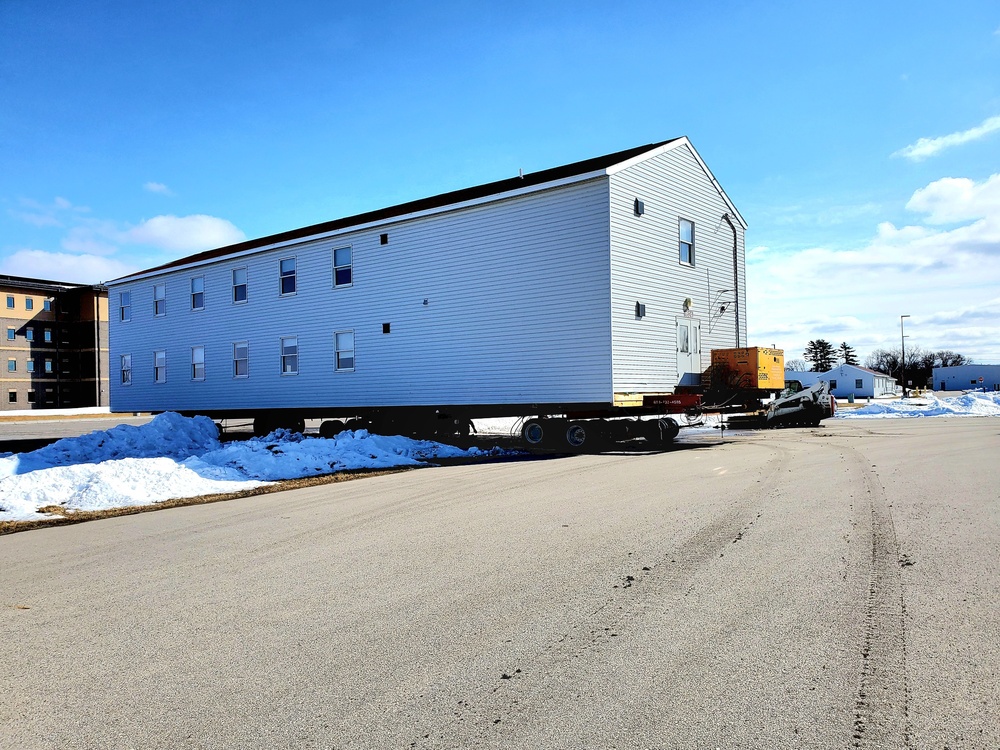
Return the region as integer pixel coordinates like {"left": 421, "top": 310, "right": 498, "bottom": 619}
{"left": 838, "top": 391, "right": 1000, "bottom": 419}
{"left": 0, "top": 413, "right": 496, "bottom": 523}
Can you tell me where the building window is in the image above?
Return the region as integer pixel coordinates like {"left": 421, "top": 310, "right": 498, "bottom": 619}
{"left": 679, "top": 219, "right": 695, "bottom": 265}
{"left": 233, "top": 341, "right": 249, "bottom": 378}
{"left": 120, "top": 291, "right": 131, "bottom": 322}
{"left": 232, "top": 267, "right": 248, "bottom": 304}
{"left": 6, "top": 295, "right": 14, "bottom": 309}
{"left": 44, "top": 359, "right": 53, "bottom": 373}
{"left": 191, "top": 346, "right": 205, "bottom": 380}
{"left": 121, "top": 354, "right": 132, "bottom": 385}
{"left": 154, "top": 283, "right": 166, "bottom": 316}
{"left": 25, "top": 298, "right": 33, "bottom": 311}
{"left": 855, "top": 378, "right": 863, "bottom": 389}
{"left": 5, "top": 328, "right": 13, "bottom": 341}
{"left": 26, "top": 359, "right": 34, "bottom": 373}
{"left": 154, "top": 350, "right": 166, "bottom": 383}
{"left": 25, "top": 327, "right": 33, "bottom": 342}
{"left": 7, "top": 359, "right": 15, "bottom": 373}
{"left": 279, "top": 258, "right": 296, "bottom": 295}
{"left": 7, "top": 391, "right": 15, "bottom": 404}
{"left": 191, "top": 277, "right": 205, "bottom": 310}
{"left": 43, "top": 299, "right": 52, "bottom": 312}
{"left": 335, "top": 330, "right": 355, "bottom": 371}
{"left": 44, "top": 329, "right": 52, "bottom": 343}
{"left": 280, "top": 336, "right": 298, "bottom": 375}
{"left": 829, "top": 379, "right": 838, "bottom": 389}
{"left": 27, "top": 390, "right": 35, "bottom": 403}
{"left": 333, "top": 246, "right": 353, "bottom": 287}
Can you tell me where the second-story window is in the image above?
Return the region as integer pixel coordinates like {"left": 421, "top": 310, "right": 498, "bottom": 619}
{"left": 44, "top": 329, "right": 52, "bottom": 343}
{"left": 191, "top": 345, "right": 205, "bottom": 380}
{"left": 279, "top": 258, "right": 296, "bottom": 296}
{"left": 120, "top": 291, "right": 131, "bottom": 322}
{"left": 154, "top": 284, "right": 166, "bottom": 316}
{"left": 5, "top": 296, "right": 14, "bottom": 309}
{"left": 25, "top": 298, "right": 33, "bottom": 311}
{"left": 191, "top": 277, "right": 205, "bottom": 310}
{"left": 121, "top": 354, "right": 132, "bottom": 385}
{"left": 5, "top": 328, "right": 13, "bottom": 341}
{"left": 43, "top": 299, "right": 52, "bottom": 312}
{"left": 280, "top": 336, "right": 298, "bottom": 375}
{"left": 679, "top": 218, "right": 695, "bottom": 265}
{"left": 232, "top": 267, "right": 248, "bottom": 304}
{"left": 25, "top": 328, "right": 33, "bottom": 342}
{"left": 333, "top": 246, "right": 353, "bottom": 287}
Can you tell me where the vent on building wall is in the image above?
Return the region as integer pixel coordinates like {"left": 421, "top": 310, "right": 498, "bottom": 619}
{"left": 634, "top": 199, "right": 644, "bottom": 217}
{"left": 635, "top": 302, "right": 646, "bottom": 318}
{"left": 380, "top": 233, "right": 388, "bottom": 245}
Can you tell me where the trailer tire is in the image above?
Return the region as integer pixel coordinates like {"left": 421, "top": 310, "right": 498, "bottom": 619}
{"left": 522, "top": 419, "right": 545, "bottom": 447}
{"left": 658, "top": 417, "right": 680, "bottom": 442}
{"left": 565, "top": 422, "right": 588, "bottom": 450}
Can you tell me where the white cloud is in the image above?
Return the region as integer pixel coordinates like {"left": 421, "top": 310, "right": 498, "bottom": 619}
{"left": 905, "top": 174, "right": 1000, "bottom": 224}
{"left": 747, "top": 174, "right": 1000, "bottom": 363}
{"left": 0, "top": 250, "right": 138, "bottom": 285}
{"left": 143, "top": 181, "right": 173, "bottom": 195}
{"left": 9, "top": 196, "right": 90, "bottom": 228}
{"left": 893, "top": 115, "right": 1000, "bottom": 161}
{"left": 124, "top": 215, "right": 246, "bottom": 252}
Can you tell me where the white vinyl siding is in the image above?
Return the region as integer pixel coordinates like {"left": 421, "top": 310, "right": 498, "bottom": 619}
{"left": 108, "top": 178, "right": 613, "bottom": 414}
{"left": 608, "top": 142, "right": 746, "bottom": 392}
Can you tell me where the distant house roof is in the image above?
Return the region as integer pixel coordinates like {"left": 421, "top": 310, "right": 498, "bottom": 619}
{"left": 111, "top": 137, "right": 745, "bottom": 283}
{"left": 0, "top": 274, "right": 106, "bottom": 293}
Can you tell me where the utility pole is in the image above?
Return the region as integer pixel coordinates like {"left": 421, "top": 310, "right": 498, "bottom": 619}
{"left": 900, "top": 314, "right": 911, "bottom": 398}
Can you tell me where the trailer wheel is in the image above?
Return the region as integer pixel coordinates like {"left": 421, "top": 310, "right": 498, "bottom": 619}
{"left": 658, "top": 417, "right": 680, "bottom": 442}
{"left": 288, "top": 418, "right": 306, "bottom": 435}
{"left": 565, "top": 422, "right": 588, "bottom": 450}
{"left": 345, "top": 418, "right": 367, "bottom": 432}
{"left": 319, "top": 419, "right": 345, "bottom": 438}
{"left": 252, "top": 416, "right": 276, "bottom": 437}
{"left": 522, "top": 419, "right": 545, "bottom": 446}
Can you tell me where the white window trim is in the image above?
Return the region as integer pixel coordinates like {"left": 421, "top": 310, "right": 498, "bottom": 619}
{"left": 120, "top": 291, "right": 132, "bottom": 322}
{"left": 679, "top": 218, "right": 695, "bottom": 266}
{"left": 333, "top": 245, "right": 353, "bottom": 289}
{"left": 154, "top": 283, "right": 166, "bottom": 317}
{"left": 233, "top": 341, "right": 249, "bottom": 379}
{"left": 121, "top": 354, "right": 132, "bottom": 386}
{"left": 232, "top": 267, "right": 248, "bottom": 305}
{"left": 280, "top": 335, "right": 298, "bottom": 376}
{"left": 154, "top": 350, "right": 167, "bottom": 384}
{"left": 191, "top": 345, "right": 206, "bottom": 381}
{"left": 191, "top": 276, "right": 205, "bottom": 311}
{"left": 334, "top": 329, "right": 355, "bottom": 372}
{"left": 279, "top": 257, "right": 297, "bottom": 297}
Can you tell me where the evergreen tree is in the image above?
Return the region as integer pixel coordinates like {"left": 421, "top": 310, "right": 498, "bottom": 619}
{"left": 803, "top": 339, "right": 836, "bottom": 372}
{"left": 838, "top": 342, "right": 859, "bottom": 366}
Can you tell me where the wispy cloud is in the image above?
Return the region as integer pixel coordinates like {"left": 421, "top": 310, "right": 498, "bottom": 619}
{"left": 893, "top": 115, "right": 1000, "bottom": 161}
{"left": 747, "top": 173, "right": 1000, "bottom": 362}
{"left": 143, "top": 181, "right": 174, "bottom": 196}
{"left": 0, "top": 249, "right": 137, "bottom": 285}
{"left": 9, "top": 196, "right": 89, "bottom": 228}
{"left": 124, "top": 214, "right": 245, "bottom": 251}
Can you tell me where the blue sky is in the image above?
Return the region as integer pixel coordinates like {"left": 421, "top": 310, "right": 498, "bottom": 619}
{"left": 2, "top": 1, "right": 999, "bottom": 363}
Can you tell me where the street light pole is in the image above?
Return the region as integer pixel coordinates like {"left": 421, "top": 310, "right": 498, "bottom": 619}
{"left": 900, "top": 314, "right": 911, "bottom": 398}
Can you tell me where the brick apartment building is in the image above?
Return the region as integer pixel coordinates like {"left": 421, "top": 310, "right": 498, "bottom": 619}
{"left": 1, "top": 275, "right": 109, "bottom": 411}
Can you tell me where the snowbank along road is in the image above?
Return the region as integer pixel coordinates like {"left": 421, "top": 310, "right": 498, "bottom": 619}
{"left": 1, "top": 416, "right": 997, "bottom": 748}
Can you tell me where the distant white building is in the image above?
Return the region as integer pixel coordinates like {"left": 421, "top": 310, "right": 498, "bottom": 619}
{"left": 933, "top": 364, "right": 1000, "bottom": 392}
{"left": 786, "top": 364, "right": 896, "bottom": 399}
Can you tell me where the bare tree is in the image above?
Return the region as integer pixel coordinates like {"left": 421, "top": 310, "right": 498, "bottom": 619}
{"left": 785, "top": 358, "right": 808, "bottom": 371}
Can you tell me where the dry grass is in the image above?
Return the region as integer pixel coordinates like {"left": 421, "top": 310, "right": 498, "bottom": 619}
{"left": 0, "top": 465, "right": 420, "bottom": 536}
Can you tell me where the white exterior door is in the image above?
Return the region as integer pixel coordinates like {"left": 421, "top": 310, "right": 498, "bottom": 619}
{"left": 676, "top": 317, "right": 702, "bottom": 385}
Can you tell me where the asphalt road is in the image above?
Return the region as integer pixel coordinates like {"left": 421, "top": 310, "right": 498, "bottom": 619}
{"left": 1, "top": 417, "right": 997, "bottom": 749}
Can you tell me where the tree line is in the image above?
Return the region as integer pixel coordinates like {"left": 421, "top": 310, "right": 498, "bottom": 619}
{"left": 787, "top": 339, "right": 972, "bottom": 387}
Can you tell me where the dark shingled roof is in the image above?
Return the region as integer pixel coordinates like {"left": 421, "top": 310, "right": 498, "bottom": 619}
{"left": 116, "top": 139, "right": 678, "bottom": 281}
